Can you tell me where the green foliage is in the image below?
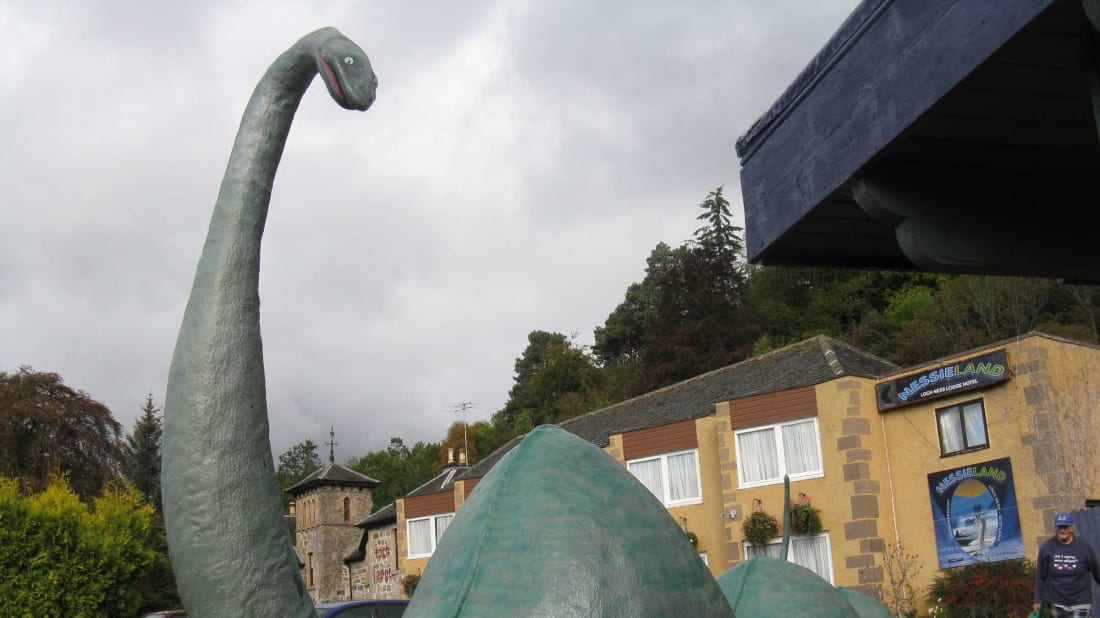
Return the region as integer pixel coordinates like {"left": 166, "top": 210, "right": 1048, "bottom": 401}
{"left": 742, "top": 510, "right": 780, "bottom": 545}
{"left": 348, "top": 438, "right": 441, "bottom": 510}
{"left": 122, "top": 393, "right": 163, "bottom": 510}
{"left": 404, "top": 572, "right": 420, "bottom": 598}
{"left": 132, "top": 512, "right": 181, "bottom": 616}
{"left": 0, "top": 367, "right": 123, "bottom": 502}
{"left": 638, "top": 245, "right": 754, "bottom": 391}
{"left": 0, "top": 475, "right": 155, "bottom": 617}
{"left": 494, "top": 330, "right": 613, "bottom": 438}
{"left": 927, "top": 559, "right": 1035, "bottom": 618}
{"left": 275, "top": 439, "right": 322, "bottom": 508}
{"left": 789, "top": 494, "right": 822, "bottom": 536}
{"left": 885, "top": 286, "right": 935, "bottom": 327}
{"left": 593, "top": 242, "right": 684, "bottom": 367}
{"left": 893, "top": 275, "right": 1071, "bottom": 365}
{"left": 694, "top": 186, "right": 742, "bottom": 261}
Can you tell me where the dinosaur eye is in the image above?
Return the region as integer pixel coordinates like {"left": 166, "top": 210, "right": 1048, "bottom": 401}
{"left": 343, "top": 57, "right": 355, "bottom": 65}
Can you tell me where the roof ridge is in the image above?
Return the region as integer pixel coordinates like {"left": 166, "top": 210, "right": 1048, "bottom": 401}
{"left": 815, "top": 334, "right": 845, "bottom": 376}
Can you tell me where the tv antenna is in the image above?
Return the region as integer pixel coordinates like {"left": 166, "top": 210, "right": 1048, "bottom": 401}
{"left": 450, "top": 402, "right": 477, "bottom": 465}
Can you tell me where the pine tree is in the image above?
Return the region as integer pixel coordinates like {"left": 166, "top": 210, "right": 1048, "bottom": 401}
{"left": 122, "top": 393, "right": 163, "bottom": 510}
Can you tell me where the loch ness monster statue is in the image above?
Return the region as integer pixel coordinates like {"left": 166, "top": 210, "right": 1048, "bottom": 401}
{"left": 161, "top": 28, "right": 376, "bottom": 617}
{"left": 404, "top": 425, "right": 737, "bottom": 617}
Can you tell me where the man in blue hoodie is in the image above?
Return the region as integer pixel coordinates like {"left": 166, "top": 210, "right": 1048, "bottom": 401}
{"left": 1035, "top": 513, "right": 1100, "bottom": 617}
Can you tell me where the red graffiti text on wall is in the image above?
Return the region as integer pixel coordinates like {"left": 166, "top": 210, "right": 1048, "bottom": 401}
{"left": 373, "top": 544, "right": 390, "bottom": 561}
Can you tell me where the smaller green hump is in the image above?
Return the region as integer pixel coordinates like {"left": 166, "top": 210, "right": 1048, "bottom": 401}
{"left": 717, "top": 555, "right": 859, "bottom": 617}
{"left": 405, "top": 425, "right": 735, "bottom": 617}
{"left": 837, "top": 588, "right": 894, "bottom": 618}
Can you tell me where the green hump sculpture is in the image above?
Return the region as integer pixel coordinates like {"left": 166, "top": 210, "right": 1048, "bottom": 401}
{"left": 717, "top": 555, "right": 860, "bottom": 618}
{"left": 162, "top": 28, "right": 375, "bottom": 617}
{"left": 405, "top": 425, "right": 736, "bottom": 617}
{"left": 837, "top": 588, "right": 894, "bottom": 618}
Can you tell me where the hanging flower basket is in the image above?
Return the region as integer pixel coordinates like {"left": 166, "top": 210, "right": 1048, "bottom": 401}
{"left": 742, "top": 510, "right": 780, "bottom": 545}
{"left": 685, "top": 530, "right": 699, "bottom": 547}
{"left": 789, "top": 494, "right": 823, "bottom": 536}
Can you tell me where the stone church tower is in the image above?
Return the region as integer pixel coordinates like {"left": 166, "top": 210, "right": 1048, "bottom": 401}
{"left": 288, "top": 429, "right": 379, "bottom": 603}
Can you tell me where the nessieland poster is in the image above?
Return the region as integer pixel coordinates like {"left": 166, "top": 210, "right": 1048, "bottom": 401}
{"left": 927, "top": 457, "right": 1024, "bottom": 568}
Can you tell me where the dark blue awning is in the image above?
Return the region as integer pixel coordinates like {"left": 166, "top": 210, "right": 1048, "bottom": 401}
{"left": 737, "top": 0, "right": 1100, "bottom": 281}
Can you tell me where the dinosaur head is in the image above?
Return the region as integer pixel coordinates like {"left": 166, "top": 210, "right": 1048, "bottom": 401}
{"left": 315, "top": 28, "right": 377, "bottom": 111}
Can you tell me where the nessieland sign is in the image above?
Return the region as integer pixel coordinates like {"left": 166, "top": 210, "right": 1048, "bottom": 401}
{"left": 877, "top": 349, "right": 1009, "bottom": 411}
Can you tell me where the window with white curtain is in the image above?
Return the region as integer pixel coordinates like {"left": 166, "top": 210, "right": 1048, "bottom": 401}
{"left": 407, "top": 513, "right": 454, "bottom": 558}
{"left": 743, "top": 533, "right": 835, "bottom": 584}
{"left": 936, "top": 399, "right": 988, "bottom": 456}
{"left": 626, "top": 449, "right": 702, "bottom": 507}
{"left": 735, "top": 418, "right": 823, "bottom": 488}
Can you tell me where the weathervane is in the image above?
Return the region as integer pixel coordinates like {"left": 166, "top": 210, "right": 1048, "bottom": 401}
{"left": 326, "top": 425, "right": 338, "bottom": 464}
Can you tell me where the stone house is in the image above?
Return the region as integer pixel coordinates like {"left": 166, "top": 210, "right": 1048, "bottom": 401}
{"left": 287, "top": 459, "right": 378, "bottom": 602}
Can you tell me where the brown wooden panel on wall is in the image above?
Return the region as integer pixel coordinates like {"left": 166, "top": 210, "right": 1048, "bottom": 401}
{"left": 728, "top": 385, "right": 818, "bottom": 431}
{"left": 404, "top": 491, "right": 456, "bottom": 519}
{"left": 462, "top": 477, "right": 481, "bottom": 498}
{"left": 622, "top": 419, "right": 698, "bottom": 461}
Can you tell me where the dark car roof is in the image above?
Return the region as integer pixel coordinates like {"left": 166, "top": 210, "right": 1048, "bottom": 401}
{"left": 315, "top": 600, "right": 408, "bottom": 607}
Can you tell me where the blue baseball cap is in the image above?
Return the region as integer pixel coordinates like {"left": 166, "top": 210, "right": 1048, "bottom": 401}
{"left": 1055, "top": 513, "right": 1074, "bottom": 527}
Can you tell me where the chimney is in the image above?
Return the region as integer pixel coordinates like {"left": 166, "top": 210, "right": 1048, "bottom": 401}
{"left": 447, "top": 447, "right": 455, "bottom": 465}
{"left": 458, "top": 448, "right": 467, "bottom": 466}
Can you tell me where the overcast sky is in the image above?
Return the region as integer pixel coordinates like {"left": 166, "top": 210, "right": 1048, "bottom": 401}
{"left": 1, "top": 1, "right": 860, "bottom": 462}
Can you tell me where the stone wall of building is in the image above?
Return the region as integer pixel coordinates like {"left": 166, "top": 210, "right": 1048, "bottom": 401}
{"left": 297, "top": 484, "right": 374, "bottom": 603}
{"left": 365, "top": 526, "right": 402, "bottom": 599}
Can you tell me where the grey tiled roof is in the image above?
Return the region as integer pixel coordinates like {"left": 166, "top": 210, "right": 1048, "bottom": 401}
{"left": 354, "top": 502, "right": 396, "bottom": 528}
{"left": 404, "top": 465, "right": 467, "bottom": 498}
{"left": 458, "top": 335, "right": 895, "bottom": 481}
{"left": 344, "top": 503, "right": 398, "bottom": 564}
{"left": 286, "top": 462, "right": 380, "bottom": 495}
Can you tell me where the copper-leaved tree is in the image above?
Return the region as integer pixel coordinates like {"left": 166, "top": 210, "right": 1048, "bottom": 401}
{"left": 0, "top": 366, "right": 123, "bottom": 502}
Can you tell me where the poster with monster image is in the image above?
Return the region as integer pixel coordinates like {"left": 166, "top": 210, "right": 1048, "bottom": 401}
{"left": 928, "top": 457, "right": 1025, "bottom": 568}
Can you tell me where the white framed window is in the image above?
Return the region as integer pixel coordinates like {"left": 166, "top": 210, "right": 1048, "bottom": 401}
{"left": 936, "top": 399, "right": 988, "bottom": 456}
{"left": 626, "top": 449, "right": 703, "bottom": 507}
{"left": 406, "top": 513, "right": 454, "bottom": 558}
{"left": 698, "top": 552, "right": 708, "bottom": 565}
{"left": 735, "top": 417, "right": 823, "bottom": 488}
{"left": 743, "top": 533, "right": 835, "bottom": 584}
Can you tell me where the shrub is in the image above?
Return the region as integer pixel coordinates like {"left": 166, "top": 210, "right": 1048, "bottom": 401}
{"left": 742, "top": 510, "right": 780, "bottom": 545}
{"left": 0, "top": 475, "right": 155, "bottom": 617}
{"left": 927, "top": 559, "right": 1035, "bottom": 618}
{"left": 789, "top": 494, "right": 822, "bottom": 536}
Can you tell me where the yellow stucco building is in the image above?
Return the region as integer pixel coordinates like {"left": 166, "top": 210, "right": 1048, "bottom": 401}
{"left": 360, "top": 332, "right": 1100, "bottom": 608}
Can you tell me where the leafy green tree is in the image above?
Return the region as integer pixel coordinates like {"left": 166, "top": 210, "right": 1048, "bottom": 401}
{"left": 133, "top": 513, "right": 181, "bottom": 616}
{"left": 275, "top": 439, "right": 322, "bottom": 509}
{"left": 440, "top": 420, "right": 475, "bottom": 466}
{"left": 593, "top": 242, "right": 686, "bottom": 368}
{"left": 122, "top": 393, "right": 163, "bottom": 510}
{"left": 894, "top": 275, "right": 1064, "bottom": 364}
{"left": 347, "top": 438, "right": 441, "bottom": 511}
{"left": 745, "top": 267, "right": 943, "bottom": 359}
{"left": 0, "top": 474, "right": 156, "bottom": 617}
{"left": 0, "top": 367, "right": 123, "bottom": 502}
{"left": 469, "top": 414, "right": 514, "bottom": 462}
{"left": 693, "top": 185, "right": 744, "bottom": 285}
{"left": 636, "top": 187, "right": 755, "bottom": 391}
{"left": 118, "top": 393, "right": 180, "bottom": 613}
{"left": 494, "top": 330, "right": 617, "bottom": 435}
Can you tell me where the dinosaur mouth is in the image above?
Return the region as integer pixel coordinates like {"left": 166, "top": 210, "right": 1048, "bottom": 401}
{"left": 319, "top": 57, "right": 348, "bottom": 105}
